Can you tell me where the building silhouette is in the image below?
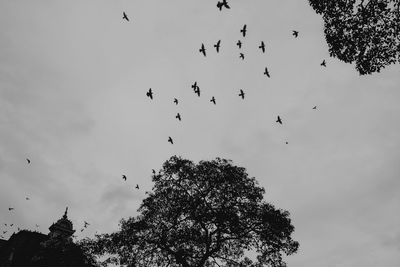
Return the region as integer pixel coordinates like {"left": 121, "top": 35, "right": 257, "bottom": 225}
{"left": 0, "top": 208, "right": 96, "bottom": 267}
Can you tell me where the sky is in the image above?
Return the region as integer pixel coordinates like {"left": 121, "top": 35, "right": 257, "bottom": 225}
{"left": 0, "top": 0, "right": 399, "bottom": 266}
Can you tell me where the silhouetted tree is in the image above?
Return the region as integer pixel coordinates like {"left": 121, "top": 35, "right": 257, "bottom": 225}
{"left": 308, "top": 0, "right": 400, "bottom": 75}
{"left": 81, "top": 156, "right": 298, "bottom": 267}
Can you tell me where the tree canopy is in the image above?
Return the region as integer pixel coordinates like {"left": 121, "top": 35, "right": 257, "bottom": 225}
{"left": 81, "top": 156, "right": 299, "bottom": 267}
{"left": 308, "top": 0, "right": 400, "bottom": 75}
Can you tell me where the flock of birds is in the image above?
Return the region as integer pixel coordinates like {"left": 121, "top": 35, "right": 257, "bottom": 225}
{"left": 2, "top": 1, "right": 327, "bottom": 240}
{"left": 145, "top": 23, "right": 325, "bottom": 147}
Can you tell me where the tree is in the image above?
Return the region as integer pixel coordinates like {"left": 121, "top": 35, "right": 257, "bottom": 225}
{"left": 81, "top": 156, "right": 299, "bottom": 267}
{"left": 308, "top": 0, "right": 400, "bottom": 75}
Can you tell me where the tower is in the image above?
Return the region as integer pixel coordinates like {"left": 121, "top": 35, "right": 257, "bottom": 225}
{"left": 48, "top": 207, "right": 75, "bottom": 240}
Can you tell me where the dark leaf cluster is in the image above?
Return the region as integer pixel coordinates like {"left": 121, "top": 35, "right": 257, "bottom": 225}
{"left": 309, "top": 0, "right": 400, "bottom": 74}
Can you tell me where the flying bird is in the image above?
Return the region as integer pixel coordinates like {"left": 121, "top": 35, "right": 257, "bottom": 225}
{"left": 217, "top": 0, "right": 230, "bottom": 10}
{"left": 264, "top": 67, "right": 270, "bottom": 77}
{"left": 286, "top": 142, "right": 289, "bottom": 145}
{"left": 8, "top": 207, "right": 14, "bottom": 211}
{"left": 25, "top": 197, "right": 29, "bottom": 200}
{"left": 199, "top": 43, "right": 206, "bottom": 57}
{"left": 135, "top": 184, "right": 139, "bottom": 189}
{"left": 214, "top": 40, "right": 221, "bottom": 53}
{"left": 84, "top": 221, "right": 90, "bottom": 228}
{"left": 192, "top": 81, "right": 200, "bottom": 96}
{"left": 239, "top": 89, "right": 245, "bottom": 99}
{"left": 240, "top": 24, "right": 247, "bottom": 37}
{"left": 312, "top": 106, "right": 317, "bottom": 110}
{"left": 210, "top": 96, "right": 216, "bottom": 105}
{"left": 173, "top": 98, "right": 178, "bottom": 105}
{"left": 122, "top": 175, "right": 127, "bottom": 181}
{"left": 168, "top": 136, "right": 174, "bottom": 144}
{"left": 236, "top": 40, "right": 242, "bottom": 49}
{"left": 191, "top": 81, "right": 198, "bottom": 90}
{"left": 276, "top": 116, "right": 282, "bottom": 124}
{"left": 216, "top": 1, "right": 223, "bottom": 10}
{"left": 194, "top": 87, "right": 200, "bottom": 97}
{"left": 259, "top": 41, "right": 265, "bottom": 53}
{"left": 239, "top": 53, "right": 244, "bottom": 60}
{"left": 292, "top": 30, "right": 299, "bottom": 38}
{"left": 26, "top": 158, "right": 30, "bottom": 164}
{"left": 146, "top": 88, "right": 153, "bottom": 99}
{"left": 320, "top": 60, "right": 326, "bottom": 67}
{"left": 175, "top": 113, "right": 181, "bottom": 121}
{"left": 123, "top": 12, "right": 129, "bottom": 21}
{"left": 10, "top": 224, "right": 13, "bottom": 227}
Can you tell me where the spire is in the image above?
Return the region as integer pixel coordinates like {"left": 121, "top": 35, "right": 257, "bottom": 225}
{"left": 63, "top": 207, "right": 68, "bottom": 219}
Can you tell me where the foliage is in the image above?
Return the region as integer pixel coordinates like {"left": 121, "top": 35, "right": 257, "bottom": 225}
{"left": 308, "top": 0, "right": 400, "bottom": 74}
{"left": 81, "top": 156, "right": 299, "bottom": 267}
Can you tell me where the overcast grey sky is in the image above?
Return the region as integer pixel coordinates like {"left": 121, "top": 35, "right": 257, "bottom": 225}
{"left": 1, "top": 0, "right": 400, "bottom": 266}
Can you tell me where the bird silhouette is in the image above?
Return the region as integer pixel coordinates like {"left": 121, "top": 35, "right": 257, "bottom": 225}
{"left": 10, "top": 224, "right": 13, "bottom": 227}
{"left": 146, "top": 88, "right": 153, "bottom": 99}
{"left": 217, "top": 1, "right": 223, "bottom": 10}
{"left": 292, "top": 30, "right": 299, "bottom": 38}
{"left": 168, "top": 136, "right": 174, "bottom": 144}
{"left": 214, "top": 40, "right": 221, "bottom": 53}
{"left": 84, "top": 221, "right": 90, "bottom": 228}
{"left": 26, "top": 158, "right": 30, "bottom": 164}
{"left": 25, "top": 197, "right": 29, "bottom": 200}
{"left": 240, "top": 24, "right": 247, "bottom": 37}
{"left": 191, "top": 81, "right": 198, "bottom": 90}
{"left": 176, "top": 113, "right": 181, "bottom": 121}
{"left": 320, "top": 60, "right": 326, "bottom": 67}
{"left": 80, "top": 228, "right": 84, "bottom": 232}
{"left": 312, "top": 106, "right": 317, "bottom": 110}
{"left": 239, "top": 89, "right": 245, "bottom": 99}
{"left": 217, "top": 0, "right": 230, "bottom": 10}
{"left": 239, "top": 53, "right": 244, "bottom": 60}
{"left": 194, "top": 87, "right": 201, "bottom": 97}
{"left": 259, "top": 41, "right": 265, "bottom": 53}
{"left": 123, "top": 12, "right": 129, "bottom": 21}
{"left": 286, "top": 142, "right": 289, "bottom": 144}
{"left": 236, "top": 40, "right": 242, "bottom": 49}
{"left": 135, "top": 184, "right": 139, "bottom": 189}
{"left": 8, "top": 208, "right": 14, "bottom": 211}
{"left": 276, "top": 116, "right": 282, "bottom": 124}
{"left": 174, "top": 98, "right": 178, "bottom": 105}
{"left": 210, "top": 96, "right": 216, "bottom": 105}
{"left": 199, "top": 43, "right": 206, "bottom": 57}
{"left": 122, "top": 175, "right": 127, "bottom": 181}
{"left": 264, "top": 67, "right": 270, "bottom": 77}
